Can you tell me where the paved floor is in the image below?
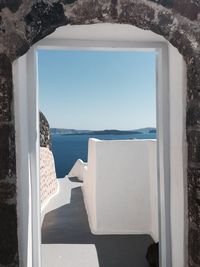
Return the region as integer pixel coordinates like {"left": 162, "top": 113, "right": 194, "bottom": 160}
{"left": 42, "top": 182, "right": 153, "bottom": 267}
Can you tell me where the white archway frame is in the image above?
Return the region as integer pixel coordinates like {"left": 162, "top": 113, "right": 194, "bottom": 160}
{"left": 13, "top": 25, "right": 187, "bottom": 267}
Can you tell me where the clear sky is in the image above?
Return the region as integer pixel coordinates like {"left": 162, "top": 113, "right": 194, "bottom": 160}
{"left": 38, "top": 50, "right": 156, "bottom": 130}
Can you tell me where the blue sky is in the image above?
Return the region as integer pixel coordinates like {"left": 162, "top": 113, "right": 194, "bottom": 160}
{"left": 38, "top": 50, "right": 156, "bottom": 130}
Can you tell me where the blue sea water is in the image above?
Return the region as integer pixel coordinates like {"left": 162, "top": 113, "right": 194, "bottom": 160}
{"left": 51, "top": 133, "right": 156, "bottom": 178}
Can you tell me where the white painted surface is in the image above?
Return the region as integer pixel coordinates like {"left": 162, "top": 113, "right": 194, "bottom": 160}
{"left": 13, "top": 54, "right": 32, "bottom": 267}
{"left": 27, "top": 46, "right": 41, "bottom": 267}
{"left": 168, "top": 44, "right": 187, "bottom": 267}
{"left": 42, "top": 244, "right": 99, "bottom": 267}
{"left": 83, "top": 139, "right": 159, "bottom": 241}
{"left": 148, "top": 141, "right": 159, "bottom": 243}
{"left": 68, "top": 159, "right": 87, "bottom": 181}
{"left": 47, "top": 24, "right": 166, "bottom": 42}
{"left": 14, "top": 24, "right": 187, "bottom": 267}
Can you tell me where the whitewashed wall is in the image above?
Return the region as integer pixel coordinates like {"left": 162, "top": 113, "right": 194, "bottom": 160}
{"left": 68, "top": 159, "right": 87, "bottom": 181}
{"left": 83, "top": 139, "right": 159, "bottom": 241}
{"left": 168, "top": 43, "right": 187, "bottom": 266}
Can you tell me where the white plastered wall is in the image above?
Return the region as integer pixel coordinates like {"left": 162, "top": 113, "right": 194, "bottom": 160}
{"left": 83, "top": 139, "right": 158, "bottom": 240}
{"left": 13, "top": 54, "right": 33, "bottom": 267}
{"left": 14, "top": 24, "right": 187, "bottom": 267}
{"left": 168, "top": 43, "right": 187, "bottom": 266}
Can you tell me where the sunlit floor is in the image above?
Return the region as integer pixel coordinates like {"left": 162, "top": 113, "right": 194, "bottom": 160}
{"left": 42, "top": 244, "right": 99, "bottom": 267}
{"left": 42, "top": 178, "right": 153, "bottom": 267}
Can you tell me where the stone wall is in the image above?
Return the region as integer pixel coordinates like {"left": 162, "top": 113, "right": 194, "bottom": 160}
{"left": 0, "top": 1, "right": 199, "bottom": 266}
{"left": 40, "top": 147, "right": 58, "bottom": 206}
{"left": 39, "top": 111, "right": 57, "bottom": 206}
{"left": 40, "top": 111, "right": 51, "bottom": 149}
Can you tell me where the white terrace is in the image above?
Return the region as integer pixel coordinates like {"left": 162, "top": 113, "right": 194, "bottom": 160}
{"left": 40, "top": 138, "right": 158, "bottom": 267}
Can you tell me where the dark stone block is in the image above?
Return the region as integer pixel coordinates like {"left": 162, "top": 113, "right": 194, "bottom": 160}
{"left": 0, "top": 144, "right": 9, "bottom": 180}
{"left": 149, "top": 0, "right": 199, "bottom": 20}
{"left": 40, "top": 111, "right": 51, "bottom": 149}
{"left": 110, "top": 0, "right": 118, "bottom": 20}
{"left": 25, "top": 2, "right": 68, "bottom": 45}
{"left": 188, "top": 226, "right": 200, "bottom": 265}
{"left": 187, "top": 99, "right": 200, "bottom": 127}
{"left": 0, "top": 54, "right": 12, "bottom": 77}
{"left": 0, "top": 0, "right": 21, "bottom": 13}
{"left": 0, "top": 124, "right": 16, "bottom": 180}
{"left": 69, "top": 0, "right": 106, "bottom": 24}
{"left": 0, "top": 182, "right": 16, "bottom": 203}
{"left": 0, "top": 124, "right": 10, "bottom": 145}
{"left": 0, "top": 55, "right": 12, "bottom": 122}
{"left": 0, "top": 16, "right": 6, "bottom": 34}
{"left": 173, "top": 0, "right": 199, "bottom": 21}
{"left": 0, "top": 204, "right": 18, "bottom": 265}
{"left": 186, "top": 167, "right": 200, "bottom": 265}
{"left": 186, "top": 55, "right": 200, "bottom": 101}
{"left": 148, "top": 0, "right": 173, "bottom": 8}
{"left": 188, "top": 168, "right": 200, "bottom": 225}
{"left": 151, "top": 10, "right": 175, "bottom": 39}
{"left": 61, "top": 0, "right": 78, "bottom": 3}
{"left": 10, "top": 34, "right": 30, "bottom": 60}
{"left": 187, "top": 130, "right": 200, "bottom": 165}
{"left": 170, "top": 30, "right": 194, "bottom": 58}
{"left": 119, "top": 2, "right": 155, "bottom": 30}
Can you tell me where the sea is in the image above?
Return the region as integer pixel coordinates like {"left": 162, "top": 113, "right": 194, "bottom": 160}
{"left": 51, "top": 133, "right": 157, "bottom": 178}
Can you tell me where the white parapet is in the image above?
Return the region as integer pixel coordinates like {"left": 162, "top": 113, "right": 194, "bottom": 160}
{"left": 82, "top": 138, "right": 158, "bottom": 242}
{"left": 68, "top": 159, "right": 88, "bottom": 181}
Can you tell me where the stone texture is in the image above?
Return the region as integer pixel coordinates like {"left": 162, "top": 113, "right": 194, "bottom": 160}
{"left": 0, "top": 50, "right": 17, "bottom": 266}
{"left": 40, "top": 111, "right": 51, "bottom": 149}
{"left": 173, "top": 0, "right": 199, "bottom": 21}
{"left": 0, "top": 124, "right": 16, "bottom": 181}
{"left": 40, "top": 147, "right": 58, "bottom": 205}
{"left": 188, "top": 168, "right": 200, "bottom": 266}
{"left": 0, "top": 54, "right": 13, "bottom": 122}
{"left": 186, "top": 55, "right": 200, "bottom": 101}
{"left": 0, "top": 204, "right": 18, "bottom": 265}
{"left": 149, "top": 0, "right": 199, "bottom": 20}
{"left": 0, "top": 0, "right": 199, "bottom": 266}
{"left": 25, "top": 1, "right": 68, "bottom": 45}
{"left": 0, "top": 0, "right": 22, "bottom": 13}
{"left": 187, "top": 130, "right": 200, "bottom": 166}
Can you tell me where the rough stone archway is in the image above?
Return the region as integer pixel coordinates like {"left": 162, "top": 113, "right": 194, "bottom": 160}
{"left": 0, "top": 0, "right": 199, "bottom": 266}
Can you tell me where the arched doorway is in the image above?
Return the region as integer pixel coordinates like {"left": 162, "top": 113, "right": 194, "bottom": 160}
{"left": 1, "top": 1, "right": 199, "bottom": 267}
{"left": 14, "top": 23, "right": 187, "bottom": 267}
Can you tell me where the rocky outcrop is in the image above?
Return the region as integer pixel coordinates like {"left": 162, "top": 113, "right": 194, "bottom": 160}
{"left": 40, "top": 111, "right": 51, "bottom": 149}
{"left": 0, "top": 1, "right": 199, "bottom": 266}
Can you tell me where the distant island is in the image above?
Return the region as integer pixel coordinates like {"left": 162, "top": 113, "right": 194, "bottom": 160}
{"left": 149, "top": 129, "right": 157, "bottom": 133}
{"left": 51, "top": 127, "right": 156, "bottom": 135}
